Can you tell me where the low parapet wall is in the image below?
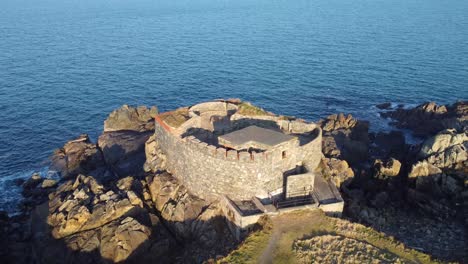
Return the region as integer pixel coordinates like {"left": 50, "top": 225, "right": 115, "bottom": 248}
{"left": 154, "top": 115, "right": 322, "bottom": 201}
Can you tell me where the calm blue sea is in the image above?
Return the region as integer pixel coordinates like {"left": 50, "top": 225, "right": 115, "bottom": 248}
{"left": 1, "top": 0, "right": 467, "bottom": 213}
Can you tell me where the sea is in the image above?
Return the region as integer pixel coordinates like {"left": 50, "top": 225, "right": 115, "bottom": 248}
{"left": 1, "top": 0, "right": 467, "bottom": 214}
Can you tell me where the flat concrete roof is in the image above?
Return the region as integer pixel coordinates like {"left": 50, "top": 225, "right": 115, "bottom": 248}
{"left": 219, "top": 125, "right": 296, "bottom": 148}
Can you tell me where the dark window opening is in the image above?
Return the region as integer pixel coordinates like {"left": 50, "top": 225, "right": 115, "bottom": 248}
{"left": 282, "top": 150, "right": 287, "bottom": 159}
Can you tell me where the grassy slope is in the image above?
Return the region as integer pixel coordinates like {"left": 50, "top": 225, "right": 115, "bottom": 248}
{"left": 220, "top": 210, "right": 441, "bottom": 264}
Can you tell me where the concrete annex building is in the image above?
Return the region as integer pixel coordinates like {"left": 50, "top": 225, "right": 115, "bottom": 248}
{"left": 153, "top": 100, "right": 343, "bottom": 239}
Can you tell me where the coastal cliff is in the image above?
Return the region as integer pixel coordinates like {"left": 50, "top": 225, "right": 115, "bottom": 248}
{"left": 0, "top": 100, "right": 466, "bottom": 263}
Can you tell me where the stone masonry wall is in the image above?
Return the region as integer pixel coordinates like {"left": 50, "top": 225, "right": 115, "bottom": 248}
{"left": 286, "top": 172, "right": 316, "bottom": 198}
{"left": 154, "top": 115, "right": 322, "bottom": 201}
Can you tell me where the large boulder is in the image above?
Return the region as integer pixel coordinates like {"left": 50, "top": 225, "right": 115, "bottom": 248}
{"left": 373, "top": 158, "right": 401, "bottom": 179}
{"left": 104, "top": 105, "right": 158, "bottom": 133}
{"left": 408, "top": 161, "right": 463, "bottom": 197}
{"left": 99, "top": 217, "right": 152, "bottom": 263}
{"left": 319, "top": 113, "right": 369, "bottom": 165}
{"left": 98, "top": 131, "right": 153, "bottom": 177}
{"left": 420, "top": 129, "right": 467, "bottom": 158}
{"left": 319, "top": 113, "right": 359, "bottom": 132}
{"left": 51, "top": 134, "right": 105, "bottom": 179}
{"left": 147, "top": 173, "right": 205, "bottom": 238}
{"left": 318, "top": 158, "right": 354, "bottom": 188}
{"left": 99, "top": 105, "right": 158, "bottom": 177}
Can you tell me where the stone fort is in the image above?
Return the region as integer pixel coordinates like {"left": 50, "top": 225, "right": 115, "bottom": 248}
{"left": 153, "top": 100, "right": 343, "bottom": 238}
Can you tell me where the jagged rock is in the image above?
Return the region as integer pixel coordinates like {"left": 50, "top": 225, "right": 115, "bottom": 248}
{"left": 408, "top": 161, "right": 464, "bottom": 197}
{"left": 144, "top": 134, "right": 165, "bottom": 173}
{"left": 100, "top": 217, "right": 151, "bottom": 263}
{"left": 409, "top": 161, "right": 443, "bottom": 179}
{"left": 425, "top": 143, "right": 468, "bottom": 169}
{"left": 47, "top": 175, "right": 138, "bottom": 239}
{"left": 116, "top": 176, "right": 135, "bottom": 191}
{"left": 51, "top": 134, "right": 105, "bottom": 179}
{"left": 420, "top": 129, "right": 468, "bottom": 158}
{"left": 373, "top": 158, "right": 401, "bottom": 179}
{"left": 319, "top": 113, "right": 359, "bottom": 132}
{"left": 22, "top": 173, "right": 42, "bottom": 189}
{"left": 381, "top": 101, "right": 468, "bottom": 137}
{"left": 148, "top": 173, "right": 208, "bottom": 239}
{"left": 319, "top": 158, "right": 354, "bottom": 187}
{"left": 98, "top": 131, "right": 152, "bottom": 177}
{"left": 319, "top": 114, "right": 369, "bottom": 165}
{"left": 127, "top": 191, "right": 144, "bottom": 208}
{"left": 104, "top": 105, "right": 158, "bottom": 133}
{"left": 41, "top": 179, "right": 57, "bottom": 188}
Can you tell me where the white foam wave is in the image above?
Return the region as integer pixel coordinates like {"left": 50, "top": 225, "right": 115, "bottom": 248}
{"left": 0, "top": 166, "right": 51, "bottom": 216}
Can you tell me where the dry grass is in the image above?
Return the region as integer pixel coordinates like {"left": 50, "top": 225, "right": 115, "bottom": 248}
{"left": 294, "top": 234, "right": 405, "bottom": 263}
{"left": 220, "top": 217, "right": 272, "bottom": 264}
{"left": 220, "top": 210, "right": 441, "bottom": 264}
{"left": 158, "top": 107, "right": 190, "bottom": 128}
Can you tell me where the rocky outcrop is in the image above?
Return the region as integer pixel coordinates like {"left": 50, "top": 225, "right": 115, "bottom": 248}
{"left": 51, "top": 134, "right": 105, "bottom": 179}
{"left": 27, "top": 172, "right": 235, "bottom": 263}
{"left": 104, "top": 105, "right": 158, "bottom": 133}
{"left": 98, "top": 131, "right": 152, "bottom": 177}
{"left": 381, "top": 101, "right": 468, "bottom": 137}
{"left": 143, "top": 134, "right": 166, "bottom": 173}
{"left": 418, "top": 129, "right": 468, "bottom": 170}
{"left": 420, "top": 129, "right": 467, "bottom": 158}
{"left": 51, "top": 105, "right": 159, "bottom": 179}
{"left": 97, "top": 105, "right": 158, "bottom": 177}
{"left": 373, "top": 158, "right": 401, "bottom": 179}
{"left": 318, "top": 113, "right": 370, "bottom": 166}
{"left": 407, "top": 129, "right": 467, "bottom": 197}
{"left": 47, "top": 175, "right": 142, "bottom": 239}
{"left": 318, "top": 158, "right": 354, "bottom": 188}
{"left": 147, "top": 172, "right": 235, "bottom": 253}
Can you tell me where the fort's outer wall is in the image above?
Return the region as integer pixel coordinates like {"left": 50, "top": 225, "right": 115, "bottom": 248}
{"left": 154, "top": 116, "right": 322, "bottom": 201}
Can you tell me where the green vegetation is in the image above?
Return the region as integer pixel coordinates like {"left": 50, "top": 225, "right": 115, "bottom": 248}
{"left": 220, "top": 210, "right": 441, "bottom": 264}
{"left": 159, "top": 107, "right": 190, "bottom": 128}
{"left": 237, "top": 102, "right": 273, "bottom": 116}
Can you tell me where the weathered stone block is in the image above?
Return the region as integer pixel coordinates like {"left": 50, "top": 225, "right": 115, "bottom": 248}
{"left": 238, "top": 151, "right": 251, "bottom": 162}
{"left": 216, "top": 148, "right": 227, "bottom": 159}
{"left": 207, "top": 145, "right": 217, "bottom": 155}
{"left": 226, "top": 150, "right": 238, "bottom": 161}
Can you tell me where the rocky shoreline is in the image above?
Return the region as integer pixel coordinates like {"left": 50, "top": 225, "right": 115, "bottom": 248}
{"left": 1, "top": 100, "right": 466, "bottom": 263}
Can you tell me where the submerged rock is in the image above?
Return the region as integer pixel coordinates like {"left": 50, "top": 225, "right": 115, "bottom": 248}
{"left": 376, "top": 102, "right": 392, "bottom": 110}
{"left": 381, "top": 101, "right": 468, "bottom": 137}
